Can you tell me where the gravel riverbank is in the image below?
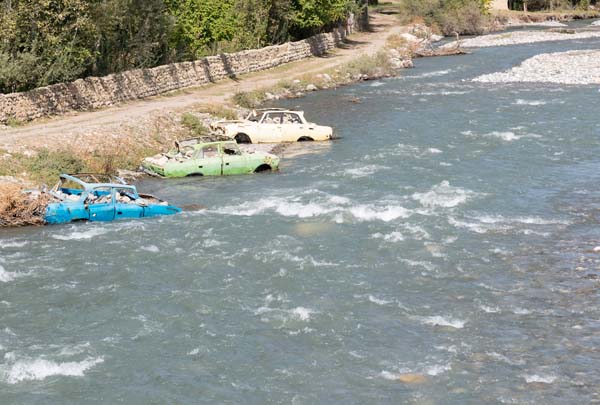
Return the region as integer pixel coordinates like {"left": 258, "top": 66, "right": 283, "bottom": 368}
{"left": 473, "top": 49, "right": 600, "bottom": 84}
{"left": 444, "top": 28, "right": 600, "bottom": 48}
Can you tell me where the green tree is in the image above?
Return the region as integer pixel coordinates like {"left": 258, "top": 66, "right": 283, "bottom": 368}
{"left": 91, "top": 0, "right": 172, "bottom": 75}
{"left": 0, "top": 0, "right": 96, "bottom": 92}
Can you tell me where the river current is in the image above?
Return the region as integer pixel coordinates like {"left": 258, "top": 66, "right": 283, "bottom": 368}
{"left": 2, "top": 35, "right": 600, "bottom": 403}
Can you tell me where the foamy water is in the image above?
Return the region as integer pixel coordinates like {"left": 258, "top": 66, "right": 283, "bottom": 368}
{"left": 1, "top": 357, "right": 104, "bottom": 384}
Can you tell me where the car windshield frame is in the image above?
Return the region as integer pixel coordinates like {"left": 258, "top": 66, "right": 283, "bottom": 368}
{"left": 222, "top": 143, "right": 242, "bottom": 156}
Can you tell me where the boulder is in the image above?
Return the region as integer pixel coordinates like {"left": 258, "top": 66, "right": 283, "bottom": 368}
{"left": 400, "top": 33, "right": 421, "bottom": 43}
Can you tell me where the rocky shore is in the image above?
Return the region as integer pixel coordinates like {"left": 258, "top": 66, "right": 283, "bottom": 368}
{"left": 473, "top": 50, "right": 600, "bottom": 84}
{"left": 444, "top": 26, "right": 600, "bottom": 48}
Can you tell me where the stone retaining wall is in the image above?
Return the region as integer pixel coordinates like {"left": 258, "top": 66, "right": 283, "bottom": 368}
{"left": 0, "top": 28, "right": 346, "bottom": 124}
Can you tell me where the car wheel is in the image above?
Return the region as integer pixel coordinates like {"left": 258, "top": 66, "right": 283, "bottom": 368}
{"left": 235, "top": 133, "right": 252, "bottom": 144}
{"left": 254, "top": 164, "right": 272, "bottom": 173}
{"left": 185, "top": 172, "right": 204, "bottom": 177}
{"left": 297, "top": 136, "right": 314, "bottom": 142}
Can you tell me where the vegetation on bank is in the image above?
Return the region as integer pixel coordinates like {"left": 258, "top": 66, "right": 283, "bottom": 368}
{"left": 397, "top": 0, "right": 491, "bottom": 35}
{"left": 0, "top": 0, "right": 366, "bottom": 94}
{"left": 395, "top": 0, "right": 598, "bottom": 35}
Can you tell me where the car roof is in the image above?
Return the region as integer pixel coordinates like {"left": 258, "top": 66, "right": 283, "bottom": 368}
{"left": 60, "top": 174, "right": 136, "bottom": 191}
{"left": 254, "top": 108, "right": 304, "bottom": 114}
{"left": 191, "top": 140, "right": 237, "bottom": 148}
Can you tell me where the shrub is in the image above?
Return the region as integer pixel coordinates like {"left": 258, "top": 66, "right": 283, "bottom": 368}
{"left": 232, "top": 90, "right": 266, "bottom": 109}
{"left": 181, "top": 112, "right": 210, "bottom": 135}
{"left": 200, "top": 105, "right": 238, "bottom": 120}
{"left": 26, "top": 148, "right": 86, "bottom": 185}
{"left": 399, "top": 0, "right": 489, "bottom": 36}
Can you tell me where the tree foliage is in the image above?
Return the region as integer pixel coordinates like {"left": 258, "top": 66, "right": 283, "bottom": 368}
{"left": 0, "top": 0, "right": 359, "bottom": 93}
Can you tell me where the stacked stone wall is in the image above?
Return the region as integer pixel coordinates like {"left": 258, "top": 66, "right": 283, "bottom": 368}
{"left": 0, "top": 28, "right": 346, "bottom": 123}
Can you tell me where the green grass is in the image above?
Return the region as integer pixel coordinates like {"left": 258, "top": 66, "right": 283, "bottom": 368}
{"left": 181, "top": 112, "right": 210, "bottom": 136}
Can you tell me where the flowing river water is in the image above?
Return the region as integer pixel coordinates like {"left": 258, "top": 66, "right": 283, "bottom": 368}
{"left": 2, "top": 34, "right": 600, "bottom": 403}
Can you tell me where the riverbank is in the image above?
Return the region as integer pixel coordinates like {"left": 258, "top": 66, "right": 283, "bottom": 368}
{"left": 444, "top": 22, "right": 600, "bottom": 48}
{"left": 0, "top": 12, "right": 455, "bottom": 196}
{"left": 474, "top": 49, "right": 600, "bottom": 84}
{"left": 491, "top": 9, "right": 600, "bottom": 28}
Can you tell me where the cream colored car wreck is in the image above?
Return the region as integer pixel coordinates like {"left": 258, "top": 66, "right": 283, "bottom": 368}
{"left": 210, "top": 109, "right": 334, "bottom": 144}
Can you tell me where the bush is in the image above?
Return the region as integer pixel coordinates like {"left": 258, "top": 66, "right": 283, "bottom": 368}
{"left": 399, "top": 0, "right": 489, "bottom": 35}
{"left": 181, "top": 113, "right": 210, "bottom": 135}
{"left": 200, "top": 105, "right": 239, "bottom": 120}
{"left": 26, "top": 148, "right": 87, "bottom": 185}
{"left": 232, "top": 90, "right": 266, "bottom": 109}
{"left": 342, "top": 51, "right": 393, "bottom": 77}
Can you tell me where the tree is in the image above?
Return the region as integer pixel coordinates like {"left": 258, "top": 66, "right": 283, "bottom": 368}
{"left": 0, "top": 0, "right": 96, "bottom": 92}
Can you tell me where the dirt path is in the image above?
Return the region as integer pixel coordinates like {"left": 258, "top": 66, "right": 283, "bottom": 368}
{"left": 0, "top": 11, "right": 401, "bottom": 152}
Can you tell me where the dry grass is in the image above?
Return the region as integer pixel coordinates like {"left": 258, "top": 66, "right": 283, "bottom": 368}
{"left": 0, "top": 184, "right": 49, "bottom": 227}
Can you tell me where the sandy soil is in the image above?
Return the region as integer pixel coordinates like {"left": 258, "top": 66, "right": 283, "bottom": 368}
{"left": 0, "top": 10, "right": 402, "bottom": 153}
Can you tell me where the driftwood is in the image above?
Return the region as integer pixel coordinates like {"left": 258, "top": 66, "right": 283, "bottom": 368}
{"left": 414, "top": 48, "right": 470, "bottom": 57}
{"left": 0, "top": 184, "right": 49, "bottom": 227}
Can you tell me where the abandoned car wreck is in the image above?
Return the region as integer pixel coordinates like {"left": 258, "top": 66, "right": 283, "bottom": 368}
{"left": 44, "top": 174, "right": 181, "bottom": 224}
{"left": 210, "top": 109, "right": 334, "bottom": 143}
{"left": 141, "top": 139, "right": 280, "bottom": 178}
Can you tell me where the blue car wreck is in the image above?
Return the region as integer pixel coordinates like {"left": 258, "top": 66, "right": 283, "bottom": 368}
{"left": 45, "top": 174, "right": 181, "bottom": 224}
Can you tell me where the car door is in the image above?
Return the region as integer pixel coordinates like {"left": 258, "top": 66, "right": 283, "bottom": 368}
{"left": 88, "top": 186, "right": 115, "bottom": 221}
{"left": 221, "top": 143, "right": 250, "bottom": 175}
{"left": 114, "top": 187, "right": 143, "bottom": 219}
{"left": 191, "top": 144, "right": 223, "bottom": 176}
{"left": 282, "top": 113, "right": 306, "bottom": 141}
{"left": 259, "top": 112, "right": 285, "bottom": 142}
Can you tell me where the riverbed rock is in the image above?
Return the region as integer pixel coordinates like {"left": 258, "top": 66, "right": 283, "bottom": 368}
{"left": 306, "top": 84, "right": 318, "bottom": 91}
{"left": 390, "top": 58, "right": 414, "bottom": 69}
{"left": 396, "top": 374, "right": 427, "bottom": 384}
{"left": 294, "top": 222, "right": 333, "bottom": 237}
{"left": 400, "top": 33, "right": 421, "bottom": 43}
{"left": 409, "top": 23, "right": 433, "bottom": 39}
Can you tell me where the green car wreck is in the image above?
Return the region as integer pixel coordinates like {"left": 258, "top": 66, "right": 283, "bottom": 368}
{"left": 142, "top": 139, "right": 280, "bottom": 178}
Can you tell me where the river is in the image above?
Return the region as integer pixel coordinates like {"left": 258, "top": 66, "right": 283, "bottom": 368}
{"left": 1, "top": 33, "right": 600, "bottom": 403}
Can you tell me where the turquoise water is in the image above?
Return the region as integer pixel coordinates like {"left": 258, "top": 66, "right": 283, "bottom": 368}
{"left": 2, "top": 36, "right": 600, "bottom": 403}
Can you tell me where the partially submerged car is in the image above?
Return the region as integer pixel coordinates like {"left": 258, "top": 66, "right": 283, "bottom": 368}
{"left": 45, "top": 174, "right": 181, "bottom": 224}
{"left": 141, "top": 139, "right": 280, "bottom": 178}
{"left": 210, "top": 108, "right": 333, "bottom": 144}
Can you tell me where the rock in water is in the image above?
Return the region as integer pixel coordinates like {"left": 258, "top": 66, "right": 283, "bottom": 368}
{"left": 396, "top": 374, "right": 427, "bottom": 384}
{"left": 294, "top": 222, "right": 332, "bottom": 237}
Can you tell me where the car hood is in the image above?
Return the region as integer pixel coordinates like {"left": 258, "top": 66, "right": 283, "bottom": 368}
{"left": 211, "top": 120, "right": 247, "bottom": 128}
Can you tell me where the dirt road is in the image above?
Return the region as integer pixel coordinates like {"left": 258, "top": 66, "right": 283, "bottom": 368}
{"left": 0, "top": 11, "right": 401, "bottom": 152}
